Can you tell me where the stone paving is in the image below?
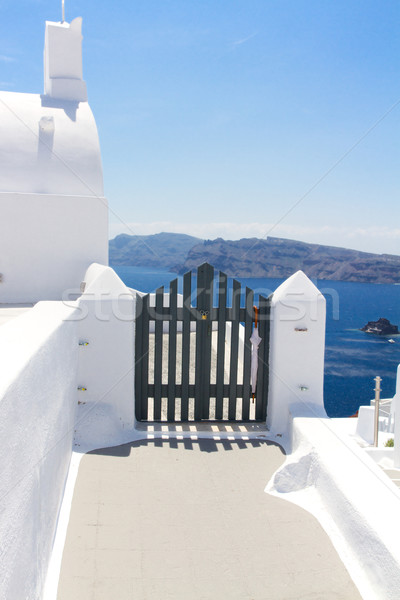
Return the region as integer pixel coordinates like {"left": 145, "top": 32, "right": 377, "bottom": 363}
{"left": 57, "top": 438, "right": 361, "bottom": 600}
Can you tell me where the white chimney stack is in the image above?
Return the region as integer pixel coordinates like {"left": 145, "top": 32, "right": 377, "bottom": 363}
{"left": 44, "top": 17, "right": 87, "bottom": 102}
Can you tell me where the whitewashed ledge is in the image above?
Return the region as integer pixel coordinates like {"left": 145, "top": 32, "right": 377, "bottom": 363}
{"left": 0, "top": 304, "right": 33, "bottom": 326}
{"left": 267, "top": 404, "right": 400, "bottom": 600}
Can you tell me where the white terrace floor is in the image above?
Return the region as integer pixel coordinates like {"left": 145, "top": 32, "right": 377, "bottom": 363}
{"left": 57, "top": 438, "right": 361, "bottom": 600}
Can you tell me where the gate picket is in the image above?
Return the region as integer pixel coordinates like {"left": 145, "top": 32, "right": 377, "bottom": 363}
{"left": 228, "top": 278, "right": 240, "bottom": 420}
{"left": 215, "top": 271, "right": 227, "bottom": 420}
{"left": 194, "top": 263, "right": 214, "bottom": 419}
{"left": 137, "top": 293, "right": 150, "bottom": 422}
{"left": 154, "top": 286, "right": 164, "bottom": 420}
{"left": 242, "top": 287, "right": 254, "bottom": 420}
{"left": 167, "top": 278, "right": 178, "bottom": 421}
{"left": 135, "top": 263, "right": 270, "bottom": 423}
{"left": 181, "top": 271, "right": 191, "bottom": 421}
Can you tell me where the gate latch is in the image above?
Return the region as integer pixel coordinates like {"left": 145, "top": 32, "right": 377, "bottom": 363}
{"left": 200, "top": 310, "right": 209, "bottom": 320}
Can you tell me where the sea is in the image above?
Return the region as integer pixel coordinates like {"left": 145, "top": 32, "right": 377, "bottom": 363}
{"left": 114, "top": 265, "right": 400, "bottom": 418}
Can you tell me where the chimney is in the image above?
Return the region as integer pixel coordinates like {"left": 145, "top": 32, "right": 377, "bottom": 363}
{"left": 44, "top": 17, "right": 88, "bottom": 102}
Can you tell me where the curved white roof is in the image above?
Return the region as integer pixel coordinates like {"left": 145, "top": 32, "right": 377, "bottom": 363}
{"left": 0, "top": 91, "right": 104, "bottom": 197}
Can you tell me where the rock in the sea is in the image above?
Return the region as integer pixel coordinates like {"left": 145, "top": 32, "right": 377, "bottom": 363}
{"left": 360, "top": 318, "right": 399, "bottom": 336}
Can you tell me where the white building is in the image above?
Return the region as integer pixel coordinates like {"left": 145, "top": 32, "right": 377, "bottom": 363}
{"left": 0, "top": 18, "right": 108, "bottom": 303}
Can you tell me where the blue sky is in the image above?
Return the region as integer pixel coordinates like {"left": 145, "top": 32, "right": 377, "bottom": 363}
{"left": 1, "top": 1, "right": 399, "bottom": 253}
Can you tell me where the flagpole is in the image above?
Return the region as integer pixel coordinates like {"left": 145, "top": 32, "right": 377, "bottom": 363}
{"left": 62, "top": 0, "right": 65, "bottom": 23}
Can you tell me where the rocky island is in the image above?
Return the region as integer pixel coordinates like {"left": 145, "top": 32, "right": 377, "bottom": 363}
{"left": 109, "top": 233, "right": 400, "bottom": 284}
{"left": 360, "top": 318, "right": 399, "bottom": 336}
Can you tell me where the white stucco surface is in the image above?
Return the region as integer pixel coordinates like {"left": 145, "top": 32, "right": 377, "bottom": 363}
{"left": 356, "top": 405, "right": 375, "bottom": 445}
{"left": 0, "top": 192, "right": 108, "bottom": 303}
{"left": 0, "top": 16, "right": 108, "bottom": 304}
{"left": 0, "top": 302, "right": 78, "bottom": 600}
{"left": 0, "top": 91, "right": 102, "bottom": 196}
{"left": 267, "top": 270, "right": 327, "bottom": 433}
{"left": 0, "top": 304, "right": 33, "bottom": 326}
{"left": 71, "top": 264, "right": 136, "bottom": 451}
{"left": 44, "top": 19, "right": 87, "bottom": 102}
{"left": 267, "top": 408, "right": 400, "bottom": 600}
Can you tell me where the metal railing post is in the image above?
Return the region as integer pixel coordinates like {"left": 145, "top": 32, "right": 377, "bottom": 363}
{"left": 374, "top": 376, "right": 382, "bottom": 447}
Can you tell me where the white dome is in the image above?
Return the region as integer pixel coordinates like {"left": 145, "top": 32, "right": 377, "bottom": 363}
{"left": 0, "top": 91, "right": 104, "bottom": 197}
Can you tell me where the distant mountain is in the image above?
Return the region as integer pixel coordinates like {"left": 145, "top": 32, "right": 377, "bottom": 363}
{"left": 109, "top": 232, "right": 400, "bottom": 284}
{"left": 109, "top": 232, "right": 202, "bottom": 270}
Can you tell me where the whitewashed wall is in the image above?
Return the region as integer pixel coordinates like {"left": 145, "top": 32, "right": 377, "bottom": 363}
{"left": 267, "top": 270, "right": 326, "bottom": 433}
{"left": 0, "top": 192, "right": 108, "bottom": 303}
{"left": 0, "top": 302, "right": 78, "bottom": 600}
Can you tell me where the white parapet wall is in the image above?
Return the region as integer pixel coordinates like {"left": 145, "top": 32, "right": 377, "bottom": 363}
{"left": 0, "top": 263, "right": 138, "bottom": 599}
{"left": 0, "top": 302, "right": 78, "bottom": 600}
{"left": 267, "top": 270, "right": 326, "bottom": 433}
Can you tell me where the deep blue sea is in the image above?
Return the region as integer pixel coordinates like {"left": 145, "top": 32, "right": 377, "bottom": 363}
{"left": 114, "top": 265, "right": 400, "bottom": 418}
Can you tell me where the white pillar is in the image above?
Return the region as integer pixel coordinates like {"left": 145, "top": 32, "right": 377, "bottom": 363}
{"left": 74, "top": 264, "right": 136, "bottom": 449}
{"left": 267, "top": 270, "right": 326, "bottom": 433}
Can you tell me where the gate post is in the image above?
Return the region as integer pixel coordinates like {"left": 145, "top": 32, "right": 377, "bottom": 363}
{"left": 76, "top": 264, "right": 136, "bottom": 445}
{"left": 267, "top": 270, "right": 326, "bottom": 434}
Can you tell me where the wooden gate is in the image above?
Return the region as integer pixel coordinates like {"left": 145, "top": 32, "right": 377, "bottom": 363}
{"left": 135, "top": 263, "right": 270, "bottom": 422}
